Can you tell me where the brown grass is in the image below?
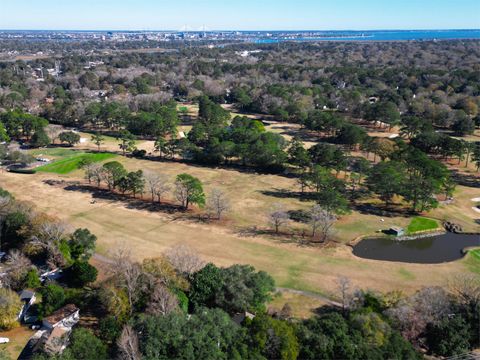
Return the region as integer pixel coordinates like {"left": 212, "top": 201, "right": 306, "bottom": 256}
{"left": 0, "top": 326, "right": 34, "bottom": 359}
{"left": 1, "top": 156, "right": 476, "bottom": 298}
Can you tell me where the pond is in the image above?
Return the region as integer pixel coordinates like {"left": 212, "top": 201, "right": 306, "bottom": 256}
{"left": 352, "top": 233, "right": 480, "bottom": 264}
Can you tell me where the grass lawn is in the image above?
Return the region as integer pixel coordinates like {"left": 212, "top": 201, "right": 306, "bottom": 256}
{"left": 406, "top": 217, "right": 440, "bottom": 234}
{"left": 465, "top": 249, "right": 480, "bottom": 274}
{"left": 35, "top": 152, "right": 116, "bottom": 174}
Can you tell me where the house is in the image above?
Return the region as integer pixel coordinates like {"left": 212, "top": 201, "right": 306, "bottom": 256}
{"left": 42, "top": 304, "right": 80, "bottom": 330}
{"left": 389, "top": 227, "right": 405, "bottom": 237}
{"left": 43, "top": 327, "right": 70, "bottom": 355}
{"left": 18, "top": 290, "right": 36, "bottom": 322}
{"left": 40, "top": 268, "right": 62, "bottom": 283}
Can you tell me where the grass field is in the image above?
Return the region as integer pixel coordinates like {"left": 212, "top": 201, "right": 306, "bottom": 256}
{"left": 35, "top": 152, "right": 116, "bottom": 174}
{"left": 406, "top": 217, "right": 440, "bottom": 234}
{"left": 0, "top": 326, "right": 34, "bottom": 359}
{"left": 1, "top": 153, "right": 478, "bottom": 298}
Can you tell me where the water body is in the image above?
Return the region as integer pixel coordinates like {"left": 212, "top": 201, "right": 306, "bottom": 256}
{"left": 255, "top": 30, "right": 480, "bottom": 43}
{"left": 352, "top": 233, "right": 480, "bottom": 264}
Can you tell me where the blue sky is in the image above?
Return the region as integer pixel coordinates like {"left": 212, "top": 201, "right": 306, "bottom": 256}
{"left": 1, "top": 0, "right": 479, "bottom": 31}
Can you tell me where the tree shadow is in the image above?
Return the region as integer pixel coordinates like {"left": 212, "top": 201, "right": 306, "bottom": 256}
{"left": 450, "top": 170, "right": 480, "bottom": 188}
{"left": 351, "top": 202, "right": 412, "bottom": 218}
{"left": 259, "top": 188, "right": 317, "bottom": 201}
{"left": 63, "top": 184, "right": 184, "bottom": 214}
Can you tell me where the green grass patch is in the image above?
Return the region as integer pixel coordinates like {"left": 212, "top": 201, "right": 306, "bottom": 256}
{"left": 406, "top": 217, "right": 439, "bottom": 234}
{"left": 464, "top": 249, "right": 480, "bottom": 274}
{"left": 398, "top": 268, "right": 415, "bottom": 281}
{"left": 35, "top": 152, "right": 116, "bottom": 174}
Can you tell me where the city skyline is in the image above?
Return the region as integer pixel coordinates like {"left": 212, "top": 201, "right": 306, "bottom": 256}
{"left": 1, "top": 0, "right": 479, "bottom": 31}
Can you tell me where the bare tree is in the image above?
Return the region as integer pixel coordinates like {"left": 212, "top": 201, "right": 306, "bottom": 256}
{"left": 206, "top": 188, "right": 230, "bottom": 220}
{"left": 448, "top": 274, "right": 480, "bottom": 305}
{"left": 83, "top": 163, "right": 103, "bottom": 186}
{"left": 146, "top": 285, "right": 178, "bottom": 316}
{"left": 309, "top": 205, "right": 336, "bottom": 242}
{"left": 111, "top": 247, "right": 148, "bottom": 314}
{"left": 117, "top": 325, "right": 141, "bottom": 360}
{"left": 269, "top": 204, "right": 289, "bottom": 234}
{"left": 336, "top": 276, "right": 352, "bottom": 313}
{"left": 45, "top": 125, "right": 63, "bottom": 145}
{"left": 3, "top": 250, "right": 32, "bottom": 289}
{"left": 165, "top": 244, "right": 205, "bottom": 276}
{"left": 38, "top": 220, "right": 68, "bottom": 244}
{"left": 144, "top": 171, "right": 170, "bottom": 203}
{"left": 386, "top": 286, "right": 451, "bottom": 342}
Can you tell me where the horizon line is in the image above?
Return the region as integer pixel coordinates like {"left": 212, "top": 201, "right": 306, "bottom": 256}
{"left": 1, "top": 28, "right": 480, "bottom": 33}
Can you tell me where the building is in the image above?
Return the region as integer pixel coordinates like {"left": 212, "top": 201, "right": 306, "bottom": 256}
{"left": 18, "top": 290, "right": 36, "bottom": 322}
{"left": 43, "top": 327, "right": 70, "bottom": 355}
{"left": 389, "top": 227, "right": 405, "bottom": 237}
{"left": 42, "top": 304, "right": 80, "bottom": 330}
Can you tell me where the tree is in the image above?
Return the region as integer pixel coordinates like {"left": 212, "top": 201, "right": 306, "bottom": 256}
{"left": 23, "top": 268, "right": 41, "bottom": 289}
{"left": 452, "top": 111, "right": 475, "bottom": 136}
{"left": 111, "top": 247, "right": 148, "bottom": 314}
{"left": 473, "top": 143, "right": 480, "bottom": 171}
{"left": 269, "top": 204, "right": 289, "bottom": 234}
{"left": 366, "top": 161, "right": 405, "bottom": 207}
{"left": 83, "top": 163, "right": 104, "bottom": 186}
{"left": 174, "top": 173, "right": 205, "bottom": 209}
{"left": 30, "top": 128, "right": 50, "bottom": 148}
{"left": 336, "top": 123, "right": 368, "bottom": 149}
{"left": 287, "top": 137, "right": 310, "bottom": 169}
{"left": 146, "top": 285, "right": 179, "bottom": 316}
{"left": 58, "top": 131, "right": 81, "bottom": 146}
{"left": 426, "top": 315, "right": 471, "bottom": 357}
{"left": 126, "top": 170, "right": 145, "bottom": 198}
{"left": 0, "top": 123, "right": 10, "bottom": 143}
{"left": 189, "top": 263, "right": 224, "bottom": 311}
{"left": 91, "top": 133, "right": 105, "bottom": 151}
{"left": 117, "top": 325, "right": 141, "bottom": 360}
{"left": 117, "top": 130, "right": 136, "bottom": 156}
{"left": 142, "top": 256, "right": 189, "bottom": 290}
{"left": 336, "top": 276, "right": 352, "bottom": 313}
{"left": 165, "top": 244, "right": 205, "bottom": 276}
{"left": 66, "top": 261, "right": 98, "bottom": 287}
{"left": 154, "top": 136, "right": 168, "bottom": 159}
{"left": 206, "top": 188, "right": 230, "bottom": 220}
{"left": 62, "top": 328, "right": 108, "bottom": 360}
{"left": 218, "top": 264, "right": 275, "bottom": 314}
{"left": 102, "top": 161, "right": 127, "bottom": 190}
{"left": 309, "top": 205, "right": 336, "bottom": 242}
{"left": 135, "top": 308, "right": 250, "bottom": 360}
{"left": 144, "top": 171, "right": 170, "bottom": 202}
{"left": 0, "top": 288, "right": 22, "bottom": 330}
{"left": 68, "top": 228, "right": 96, "bottom": 261}
{"left": 247, "top": 314, "right": 300, "bottom": 360}
{"left": 39, "top": 283, "right": 65, "bottom": 316}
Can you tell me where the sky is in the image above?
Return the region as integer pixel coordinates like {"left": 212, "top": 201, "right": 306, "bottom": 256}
{"left": 0, "top": 0, "right": 479, "bottom": 31}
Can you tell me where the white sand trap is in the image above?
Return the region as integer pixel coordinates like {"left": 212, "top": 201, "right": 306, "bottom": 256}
{"left": 472, "top": 198, "right": 480, "bottom": 202}
{"left": 472, "top": 207, "right": 480, "bottom": 214}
